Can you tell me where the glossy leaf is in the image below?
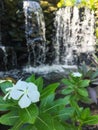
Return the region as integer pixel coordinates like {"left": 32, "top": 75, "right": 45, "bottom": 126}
{"left": 0, "top": 81, "right": 13, "bottom": 94}
{"left": 80, "top": 108, "right": 91, "bottom": 120}
{"left": 77, "top": 88, "right": 88, "bottom": 97}
{"left": 0, "top": 97, "right": 14, "bottom": 111}
{"left": 34, "top": 77, "right": 43, "bottom": 92}
{"left": 41, "top": 83, "right": 60, "bottom": 99}
{"left": 62, "top": 78, "right": 73, "bottom": 86}
{"left": 10, "top": 119, "right": 23, "bottom": 130}
{"left": 0, "top": 111, "right": 19, "bottom": 126}
{"left": 19, "top": 104, "right": 38, "bottom": 124}
{"left": 26, "top": 74, "right": 35, "bottom": 82}
{"left": 35, "top": 113, "right": 65, "bottom": 130}
{"left": 56, "top": 107, "right": 75, "bottom": 121}
{"left": 79, "top": 80, "right": 90, "bottom": 88}
{"left": 40, "top": 93, "right": 55, "bottom": 109}
{"left": 84, "top": 115, "right": 98, "bottom": 125}
{"left": 42, "top": 96, "right": 70, "bottom": 113}
{"left": 91, "top": 69, "right": 98, "bottom": 79}
{"left": 62, "top": 87, "right": 74, "bottom": 95}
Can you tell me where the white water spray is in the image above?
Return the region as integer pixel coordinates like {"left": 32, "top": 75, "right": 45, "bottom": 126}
{"left": 23, "top": 1, "right": 46, "bottom": 66}
{"left": 54, "top": 7, "right": 96, "bottom": 65}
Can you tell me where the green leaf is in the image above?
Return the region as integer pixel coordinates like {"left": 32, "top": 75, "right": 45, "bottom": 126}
{"left": 79, "top": 63, "right": 88, "bottom": 76}
{"left": 55, "top": 107, "right": 75, "bottom": 121}
{"left": 0, "top": 97, "right": 14, "bottom": 111}
{"left": 20, "top": 124, "right": 37, "bottom": 130}
{"left": 84, "top": 115, "right": 98, "bottom": 125}
{"left": 25, "top": 74, "right": 35, "bottom": 82}
{"left": 79, "top": 80, "right": 90, "bottom": 88}
{"left": 62, "top": 78, "right": 73, "bottom": 86}
{"left": 41, "top": 83, "right": 60, "bottom": 99}
{"left": 0, "top": 111, "right": 19, "bottom": 126}
{"left": 0, "top": 81, "right": 13, "bottom": 94}
{"left": 80, "top": 108, "right": 91, "bottom": 120}
{"left": 91, "top": 69, "right": 98, "bottom": 79}
{"left": 40, "top": 93, "right": 55, "bottom": 109}
{"left": 34, "top": 77, "right": 43, "bottom": 92}
{"left": 63, "top": 123, "right": 78, "bottom": 130}
{"left": 77, "top": 88, "right": 88, "bottom": 97}
{"left": 54, "top": 96, "right": 70, "bottom": 107}
{"left": 19, "top": 104, "right": 39, "bottom": 124}
{"left": 85, "top": 69, "right": 93, "bottom": 78}
{"left": 42, "top": 96, "right": 70, "bottom": 113}
{"left": 10, "top": 119, "right": 23, "bottom": 130}
{"left": 91, "top": 78, "right": 98, "bottom": 85}
{"left": 52, "top": 118, "right": 66, "bottom": 130}
{"left": 77, "top": 95, "right": 91, "bottom": 103}
{"left": 62, "top": 87, "right": 74, "bottom": 95}
{"left": 70, "top": 99, "right": 82, "bottom": 117}
{"left": 35, "top": 113, "right": 65, "bottom": 130}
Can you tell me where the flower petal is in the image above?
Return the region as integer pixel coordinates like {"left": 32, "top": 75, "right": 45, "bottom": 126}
{"left": 28, "top": 83, "right": 38, "bottom": 91}
{"left": 14, "top": 80, "right": 27, "bottom": 90}
{"left": 3, "top": 92, "right": 10, "bottom": 100}
{"left": 72, "top": 72, "right": 82, "bottom": 77}
{"left": 28, "top": 90, "right": 40, "bottom": 103}
{"left": 18, "top": 94, "right": 31, "bottom": 108}
{"left": 5, "top": 87, "right": 13, "bottom": 92}
{"left": 10, "top": 89, "right": 23, "bottom": 100}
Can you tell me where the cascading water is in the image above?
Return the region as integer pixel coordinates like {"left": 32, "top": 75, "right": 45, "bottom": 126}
{"left": 0, "top": 46, "right": 8, "bottom": 70}
{"left": 53, "top": 6, "right": 96, "bottom": 66}
{"left": 0, "top": 3, "right": 96, "bottom": 77}
{"left": 23, "top": 0, "right": 46, "bottom": 66}
{"left": 23, "top": 6, "right": 96, "bottom": 74}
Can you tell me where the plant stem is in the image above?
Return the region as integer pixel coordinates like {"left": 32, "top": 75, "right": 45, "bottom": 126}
{"left": 78, "top": 124, "right": 82, "bottom": 130}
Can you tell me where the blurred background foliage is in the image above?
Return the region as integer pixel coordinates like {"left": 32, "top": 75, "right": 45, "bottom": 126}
{"left": 57, "top": 0, "right": 97, "bottom": 9}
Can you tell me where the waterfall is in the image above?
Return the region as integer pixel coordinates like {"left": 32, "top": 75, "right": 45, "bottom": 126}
{"left": 54, "top": 6, "right": 96, "bottom": 65}
{"left": 23, "top": 1, "right": 46, "bottom": 66}
{"left": 0, "top": 46, "right": 8, "bottom": 70}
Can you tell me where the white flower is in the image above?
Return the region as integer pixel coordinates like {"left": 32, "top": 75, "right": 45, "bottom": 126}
{"left": 72, "top": 72, "right": 82, "bottom": 77}
{"left": 4, "top": 80, "right": 40, "bottom": 108}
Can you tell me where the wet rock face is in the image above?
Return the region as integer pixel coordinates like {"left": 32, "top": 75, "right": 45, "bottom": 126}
{"left": 0, "top": 47, "right": 17, "bottom": 70}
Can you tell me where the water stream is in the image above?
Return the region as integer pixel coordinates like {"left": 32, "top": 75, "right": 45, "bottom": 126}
{"left": 53, "top": 6, "right": 96, "bottom": 66}
{"left": 23, "top": 1, "right": 46, "bottom": 66}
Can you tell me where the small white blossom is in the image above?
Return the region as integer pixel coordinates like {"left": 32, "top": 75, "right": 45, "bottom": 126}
{"left": 4, "top": 80, "right": 40, "bottom": 108}
{"left": 72, "top": 72, "right": 82, "bottom": 77}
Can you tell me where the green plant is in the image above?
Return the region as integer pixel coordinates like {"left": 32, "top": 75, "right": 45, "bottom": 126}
{"left": 78, "top": 63, "right": 98, "bottom": 104}
{"left": 61, "top": 72, "right": 90, "bottom": 103}
{"left": 0, "top": 74, "right": 98, "bottom": 130}
{"left": 61, "top": 72, "right": 98, "bottom": 129}
{"left": 0, "top": 75, "right": 72, "bottom": 130}
{"left": 78, "top": 63, "right": 98, "bottom": 86}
